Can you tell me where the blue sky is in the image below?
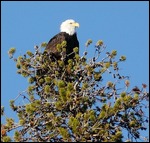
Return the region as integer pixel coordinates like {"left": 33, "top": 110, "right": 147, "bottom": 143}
{"left": 1, "top": 1, "right": 149, "bottom": 141}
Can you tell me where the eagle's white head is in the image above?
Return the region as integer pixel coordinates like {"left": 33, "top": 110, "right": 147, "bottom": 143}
{"left": 60, "top": 19, "right": 80, "bottom": 36}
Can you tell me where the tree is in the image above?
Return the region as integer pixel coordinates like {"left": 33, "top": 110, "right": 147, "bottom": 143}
{"left": 1, "top": 40, "right": 149, "bottom": 142}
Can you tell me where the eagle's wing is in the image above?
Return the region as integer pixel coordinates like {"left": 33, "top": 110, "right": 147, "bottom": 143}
{"left": 45, "top": 32, "right": 66, "bottom": 57}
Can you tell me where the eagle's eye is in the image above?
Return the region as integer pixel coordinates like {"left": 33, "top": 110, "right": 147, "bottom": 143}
{"left": 69, "top": 22, "right": 73, "bottom": 24}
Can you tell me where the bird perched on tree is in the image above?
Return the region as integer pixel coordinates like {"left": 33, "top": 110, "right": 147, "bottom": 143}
{"left": 44, "top": 19, "right": 80, "bottom": 63}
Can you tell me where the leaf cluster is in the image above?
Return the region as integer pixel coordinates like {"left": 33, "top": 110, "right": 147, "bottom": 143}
{"left": 1, "top": 41, "right": 149, "bottom": 142}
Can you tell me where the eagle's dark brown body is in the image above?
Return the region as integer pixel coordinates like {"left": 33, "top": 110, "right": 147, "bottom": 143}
{"left": 45, "top": 32, "right": 79, "bottom": 62}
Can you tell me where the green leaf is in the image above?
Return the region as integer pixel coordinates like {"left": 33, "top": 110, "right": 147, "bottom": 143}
{"left": 41, "top": 42, "right": 47, "bottom": 47}
{"left": 58, "top": 127, "right": 70, "bottom": 139}
{"left": 85, "top": 39, "right": 92, "bottom": 47}
{"left": 120, "top": 55, "right": 126, "bottom": 61}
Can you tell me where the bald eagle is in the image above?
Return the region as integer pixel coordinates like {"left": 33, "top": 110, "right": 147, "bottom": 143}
{"left": 44, "top": 19, "right": 80, "bottom": 63}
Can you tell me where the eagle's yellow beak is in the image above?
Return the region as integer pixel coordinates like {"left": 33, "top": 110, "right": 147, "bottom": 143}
{"left": 73, "top": 22, "right": 80, "bottom": 28}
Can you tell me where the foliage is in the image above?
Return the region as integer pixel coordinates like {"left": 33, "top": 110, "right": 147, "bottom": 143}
{"left": 1, "top": 40, "right": 149, "bottom": 142}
